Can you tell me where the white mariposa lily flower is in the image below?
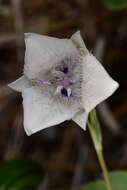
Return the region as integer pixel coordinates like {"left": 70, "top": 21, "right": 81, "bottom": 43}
{"left": 8, "top": 31, "right": 119, "bottom": 136}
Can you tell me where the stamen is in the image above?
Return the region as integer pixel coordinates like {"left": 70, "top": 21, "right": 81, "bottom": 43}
{"left": 52, "top": 71, "right": 65, "bottom": 79}
{"left": 60, "top": 87, "right": 72, "bottom": 97}
{"left": 61, "top": 87, "right": 68, "bottom": 97}
{"left": 63, "top": 67, "right": 68, "bottom": 74}
{"left": 67, "top": 88, "right": 72, "bottom": 97}
{"left": 36, "top": 80, "right": 53, "bottom": 85}
{"left": 69, "top": 77, "right": 78, "bottom": 84}
{"left": 54, "top": 86, "right": 63, "bottom": 95}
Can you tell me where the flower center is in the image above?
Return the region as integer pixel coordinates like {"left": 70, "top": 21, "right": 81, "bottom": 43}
{"left": 34, "top": 56, "right": 79, "bottom": 98}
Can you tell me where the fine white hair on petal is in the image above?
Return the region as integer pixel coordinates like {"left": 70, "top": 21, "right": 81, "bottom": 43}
{"left": 72, "top": 109, "right": 88, "bottom": 130}
{"left": 22, "top": 86, "right": 81, "bottom": 136}
{"left": 71, "top": 31, "right": 88, "bottom": 55}
{"left": 81, "top": 54, "right": 119, "bottom": 113}
{"left": 24, "top": 33, "right": 78, "bottom": 79}
{"left": 8, "top": 75, "right": 32, "bottom": 92}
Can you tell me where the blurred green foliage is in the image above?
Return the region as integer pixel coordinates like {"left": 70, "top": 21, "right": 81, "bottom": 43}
{"left": 83, "top": 171, "right": 127, "bottom": 190}
{"left": 102, "top": 0, "right": 127, "bottom": 10}
{"left": 0, "top": 158, "right": 44, "bottom": 190}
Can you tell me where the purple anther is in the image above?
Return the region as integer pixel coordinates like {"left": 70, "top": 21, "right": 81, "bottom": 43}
{"left": 62, "top": 67, "right": 68, "bottom": 74}
{"left": 60, "top": 87, "right": 72, "bottom": 97}
{"left": 61, "top": 87, "right": 68, "bottom": 97}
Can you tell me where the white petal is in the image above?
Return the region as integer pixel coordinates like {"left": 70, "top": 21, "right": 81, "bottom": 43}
{"left": 72, "top": 110, "right": 88, "bottom": 130}
{"left": 81, "top": 54, "right": 119, "bottom": 113}
{"left": 22, "top": 86, "right": 80, "bottom": 136}
{"left": 71, "top": 31, "right": 88, "bottom": 55}
{"left": 24, "top": 33, "right": 78, "bottom": 79}
{"left": 8, "top": 76, "right": 32, "bottom": 92}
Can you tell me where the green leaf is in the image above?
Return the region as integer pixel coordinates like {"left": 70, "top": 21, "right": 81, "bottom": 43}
{"left": 9, "top": 173, "right": 43, "bottom": 190}
{"left": 0, "top": 158, "right": 44, "bottom": 190}
{"left": 82, "top": 171, "right": 127, "bottom": 190}
{"left": 102, "top": 0, "right": 127, "bottom": 10}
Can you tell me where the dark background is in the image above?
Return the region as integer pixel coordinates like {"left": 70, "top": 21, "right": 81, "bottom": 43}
{"left": 0, "top": 0, "right": 127, "bottom": 189}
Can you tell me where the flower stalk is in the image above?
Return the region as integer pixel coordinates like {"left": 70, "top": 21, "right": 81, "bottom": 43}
{"left": 88, "top": 109, "right": 112, "bottom": 190}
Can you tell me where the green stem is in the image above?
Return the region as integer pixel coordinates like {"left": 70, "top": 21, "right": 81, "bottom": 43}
{"left": 97, "top": 150, "right": 112, "bottom": 190}
{"left": 88, "top": 110, "right": 112, "bottom": 190}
